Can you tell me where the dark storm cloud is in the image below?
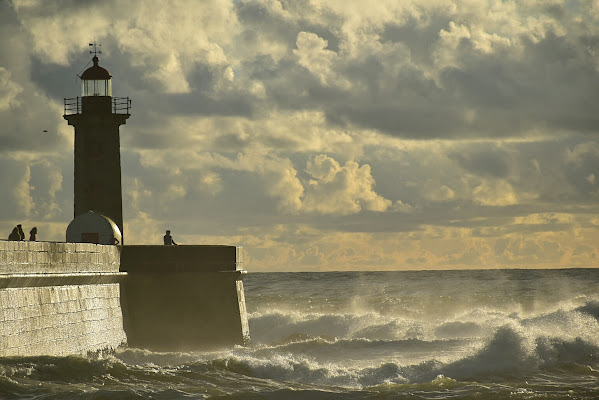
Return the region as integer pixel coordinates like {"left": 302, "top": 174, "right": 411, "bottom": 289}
{"left": 0, "top": 99, "right": 68, "bottom": 154}
{"left": 226, "top": 2, "right": 599, "bottom": 140}
{"left": 236, "top": 0, "right": 298, "bottom": 47}
{"left": 381, "top": 15, "right": 452, "bottom": 65}
{"left": 163, "top": 92, "right": 256, "bottom": 117}
{"left": 449, "top": 145, "right": 511, "bottom": 179}
{"left": 235, "top": 0, "right": 340, "bottom": 52}
{"left": 30, "top": 57, "right": 77, "bottom": 101}
{"left": 328, "top": 28, "right": 599, "bottom": 138}
{"left": 326, "top": 102, "right": 466, "bottom": 138}
{"left": 564, "top": 145, "right": 599, "bottom": 198}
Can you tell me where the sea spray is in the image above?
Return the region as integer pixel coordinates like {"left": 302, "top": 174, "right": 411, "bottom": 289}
{"left": 0, "top": 269, "right": 598, "bottom": 399}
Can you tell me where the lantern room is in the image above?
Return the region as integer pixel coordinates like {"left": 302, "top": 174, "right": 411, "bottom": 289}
{"left": 80, "top": 56, "right": 112, "bottom": 97}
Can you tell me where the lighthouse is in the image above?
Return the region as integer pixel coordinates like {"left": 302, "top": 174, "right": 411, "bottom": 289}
{"left": 64, "top": 48, "right": 131, "bottom": 243}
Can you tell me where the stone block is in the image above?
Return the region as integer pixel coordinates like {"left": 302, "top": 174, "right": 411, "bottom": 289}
{"left": 4, "top": 250, "right": 14, "bottom": 266}
{"left": 38, "top": 251, "right": 47, "bottom": 265}
{"left": 48, "top": 288, "right": 59, "bottom": 304}
{"left": 16, "top": 292, "right": 25, "bottom": 308}
{"left": 89, "top": 251, "right": 99, "bottom": 265}
{"left": 67, "top": 301, "right": 78, "bottom": 313}
{"left": 64, "top": 242, "right": 76, "bottom": 253}
{"left": 16, "top": 251, "right": 26, "bottom": 264}
{"left": 65, "top": 252, "right": 77, "bottom": 264}
{"left": 49, "top": 250, "right": 63, "bottom": 265}
{"left": 27, "top": 306, "right": 41, "bottom": 319}
{"left": 0, "top": 290, "right": 8, "bottom": 306}
{"left": 40, "top": 289, "right": 51, "bottom": 304}
{"left": 40, "top": 314, "right": 53, "bottom": 329}
{"left": 6, "top": 334, "right": 19, "bottom": 350}
{"left": 7, "top": 290, "right": 18, "bottom": 307}
{"left": 39, "top": 251, "right": 49, "bottom": 264}
{"left": 45, "top": 242, "right": 58, "bottom": 253}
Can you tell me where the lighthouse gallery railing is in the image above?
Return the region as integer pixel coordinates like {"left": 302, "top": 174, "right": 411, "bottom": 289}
{"left": 64, "top": 97, "right": 131, "bottom": 116}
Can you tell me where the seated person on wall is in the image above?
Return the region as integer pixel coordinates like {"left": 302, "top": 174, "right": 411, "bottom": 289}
{"left": 17, "top": 224, "right": 25, "bottom": 240}
{"left": 8, "top": 227, "right": 20, "bottom": 241}
{"left": 29, "top": 227, "right": 37, "bottom": 241}
{"left": 163, "top": 230, "right": 177, "bottom": 245}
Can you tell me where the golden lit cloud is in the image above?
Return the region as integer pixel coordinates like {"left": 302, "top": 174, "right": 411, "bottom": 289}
{"left": 2, "top": 0, "right": 599, "bottom": 271}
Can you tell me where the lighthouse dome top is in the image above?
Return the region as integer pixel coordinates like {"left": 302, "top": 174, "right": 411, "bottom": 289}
{"left": 80, "top": 56, "right": 112, "bottom": 97}
{"left": 80, "top": 56, "right": 112, "bottom": 80}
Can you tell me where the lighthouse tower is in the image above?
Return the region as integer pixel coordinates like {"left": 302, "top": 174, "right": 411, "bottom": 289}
{"left": 64, "top": 49, "right": 131, "bottom": 243}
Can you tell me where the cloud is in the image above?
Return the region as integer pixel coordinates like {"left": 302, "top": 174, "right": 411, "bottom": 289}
{"left": 450, "top": 144, "right": 512, "bottom": 178}
{"left": 294, "top": 31, "right": 349, "bottom": 89}
{"left": 302, "top": 154, "right": 391, "bottom": 215}
{"left": 564, "top": 142, "right": 599, "bottom": 197}
{"left": 0, "top": 67, "right": 22, "bottom": 111}
{"left": 471, "top": 179, "right": 518, "bottom": 206}
{"left": 13, "top": 163, "right": 34, "bottom": 218}
{"left": 2, "top": 0, "right": 599, "bottom": 270}
{"left": 0, "top": 154, "right": 69, "bottom": 223}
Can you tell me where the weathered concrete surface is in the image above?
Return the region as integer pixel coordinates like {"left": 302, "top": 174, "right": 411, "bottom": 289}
{"left": 120, "top": 245, "right": 249, "bottom": 351}
{"left": 0, "top": 241, "right": 127, "bottom": 357}
{"left": 0, "top": 241, "right": 121, "bottom": 275}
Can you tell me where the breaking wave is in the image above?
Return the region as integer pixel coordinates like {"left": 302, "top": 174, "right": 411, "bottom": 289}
{"left": 1, "top": 270, "right": 599, "bottom": 399}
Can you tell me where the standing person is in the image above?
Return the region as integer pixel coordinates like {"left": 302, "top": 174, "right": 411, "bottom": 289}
{"left": 29, "top": 227, "right": 37, "bottom": 241}
{"left": 8, "top": 227, "right": 20, "bottom": 241}
{"left": 16, "top": 224, "right": 25, "bottom": 241}
{"left": 163, "top": 230, "right": 177, "bottom": 245}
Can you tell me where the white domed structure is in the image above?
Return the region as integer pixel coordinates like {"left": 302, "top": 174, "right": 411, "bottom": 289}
{"left": 66, "top": 210, "right": 122, "bottom": 245}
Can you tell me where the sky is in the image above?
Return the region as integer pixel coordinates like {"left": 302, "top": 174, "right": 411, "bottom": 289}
{"left": 1, "top": 0, "right": 599, "bottom": 271}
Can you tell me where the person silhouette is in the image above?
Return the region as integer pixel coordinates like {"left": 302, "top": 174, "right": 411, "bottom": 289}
{"left": 8, "top": 227, "right": 20, "bottom": 241}
{"left": 17, "top": 224, "right": 25, "bottom": 241}
{"left": 163, "top": 230, "right": 177, "bottom": 245}
{"left": 29, "top": 227, "right": 37, "bottom": 241}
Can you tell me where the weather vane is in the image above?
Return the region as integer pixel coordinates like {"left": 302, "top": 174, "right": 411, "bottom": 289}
{"left": 89, "top": 42, "right": 102, "bottom": 57}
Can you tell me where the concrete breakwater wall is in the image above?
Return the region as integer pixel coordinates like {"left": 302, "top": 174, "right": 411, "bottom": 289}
{"left": 120, "top": 245, "right": 249, "bottom": 351}
{"left": 0, "top": 241, "right": 126, "bottom": 357}
{"left": 0, "top": 242, "right": 249, "bottom": 357}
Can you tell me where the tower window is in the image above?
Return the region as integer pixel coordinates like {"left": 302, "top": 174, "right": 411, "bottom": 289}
{"left": 82, "top": 79, "right": 112, "bottom": 97}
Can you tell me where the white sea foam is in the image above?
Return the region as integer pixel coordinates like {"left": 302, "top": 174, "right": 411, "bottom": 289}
{"left": 240, "top": 272, "right": 599, "bottom": 387}
{"left": 199, "top": 311, "right": 599, "bottom": 387}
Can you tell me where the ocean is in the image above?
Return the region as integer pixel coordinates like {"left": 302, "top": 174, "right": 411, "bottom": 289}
{"left": 1, "top": 269, "right": 598, "bottom": 399}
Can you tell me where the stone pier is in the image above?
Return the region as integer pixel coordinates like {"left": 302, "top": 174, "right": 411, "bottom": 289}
{"left": 0, "top": 241, "right": 250, "bottom": 356}
{"left": 0, "top": 241, "right": 126, "bottom": 357}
